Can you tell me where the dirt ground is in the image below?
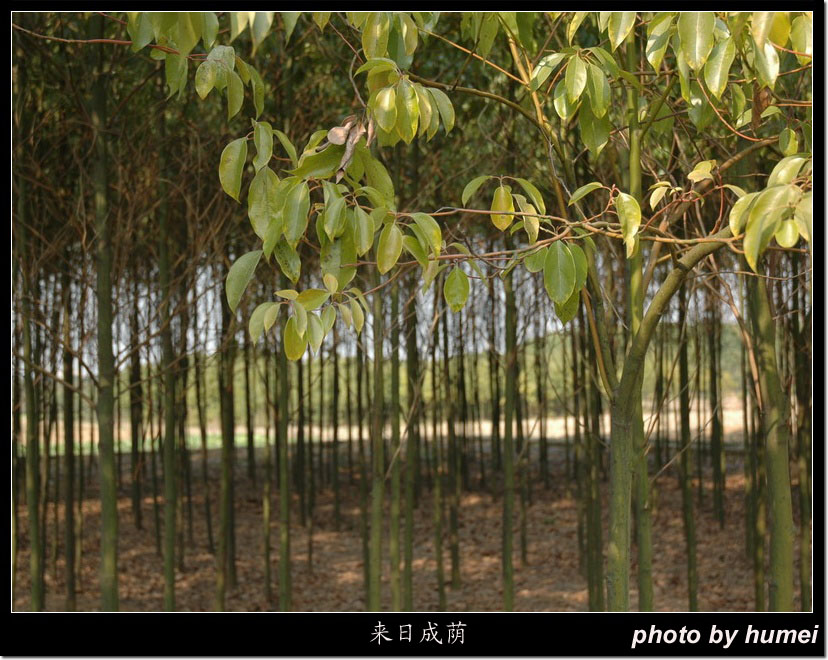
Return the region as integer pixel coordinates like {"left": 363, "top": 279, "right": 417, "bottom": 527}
{"left": 12, "top": 444, "right": 809, "bottom": 612}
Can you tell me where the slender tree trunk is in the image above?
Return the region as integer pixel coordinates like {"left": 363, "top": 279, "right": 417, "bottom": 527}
{"left": 129, "top": 282, "right": 143, "bottom": 530}
{"left": 277, "top": 296, "right": 292, "bottom": 611}
{"left": 368, "top": 273, "right": 385, "bottom": 611}
{"left": 748, "top": 270, "right": 794, "bottom": 611}
{"left": 389, "top": 282, "right": 401, "bottom": 610}
{"left": 502, "top": 273, "right": 516, "bottom": 610}
{"left": 677, "top": 287, "right": 698, "bottom": 610}
{"left": 158, "top": 110, "right": 177, "bottom": 611}
{"left": 91, "top": 14, "right": 118, "bottom": 610}
{"left": 62, "top": 268, "right": 76, "bottom": 611}
{"left": 403, "top": 276, "right": 419, "bottom": 610}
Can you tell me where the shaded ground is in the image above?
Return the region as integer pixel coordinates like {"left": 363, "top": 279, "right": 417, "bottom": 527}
{"left": 12, "top": 443, "right": 808, "bottom": 612}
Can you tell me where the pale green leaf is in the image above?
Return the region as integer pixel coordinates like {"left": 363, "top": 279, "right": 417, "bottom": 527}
{"left": 226, "top": 250, "right": 262, "bottom": 313}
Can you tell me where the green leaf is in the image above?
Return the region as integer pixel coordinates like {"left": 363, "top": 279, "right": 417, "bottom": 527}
{"left": 728, "top": 192, "right": 758, "bottom": 236}
{"left": 650, "top": 186, "right": 669, "bottom": 210}
{"left": 753, "top": 39, "right": 779, "bottom": 89}
{"left": 164, "top": 53, "right": 187, "bottom": 99}
{"left": 276, "top": 289, "right": 298, "bottom": 300}
{"left": 322, "top": 305, "right": 336, "bottom": 333}
{"left": 476, "top": 13, "right": 499, "bottom": 60}
{"left": 615, "top": 192, "right": 641, "bottom": 258}
{"left": 290, "top": 144, "right": 344, "bottom": 180}
{"left": 774, "top": 219, "right": 799, "bottom": 248}
{"left": 768, "top": 155, "right": 809, "bottom": 186}
{"left": 568, "top": 182, "right": 602, "bottom": 206}
{"left": 790, "top": 14, "right": 812, "bottom": 65}
{"left": 247, "top": 167, "right": 281, "bottom": 240}
{"left": 226, "top": 250, "right": 262, "bottom": 313}
{"left": 283, "top": 316, "right": 307, "bottom": 361}
{"left": 377, "top": 222, "right": 403, "bottom": 274}
{"left": 579, "top": 99, "right": 610, "bottom": 156}
{"left": 678, "top": 12, "right": 715, "bottom": 70}
{"left": 553, "top": 79, "right": 577, "bottom": 122}
{"left": 794, "top": 191, "right": 812, "bottom": 242}
{"left": 354, "top": 206, "right": 375, "bottom": 257}
{"left": 567, "top": 12, "right": 589, "bottom": 44}
{"left": 565, "top": 55, "right": 587, "bottom": 104}
{"left": 608, "top": 12, "right": 636, "bottom": 51}
{"left": 292, "top": 300, "right": 308, "bottom": 335}
{"left": 490, "top": 185, "right": 514, "bottom": 231}
{"left": 350, "top": 298, "right": 365, "bottom": 334}
{"left": 249, "top": 66, "right": 265, "bottom": 119}
{"left": 428, "top": 88, "right": 455, "bottom": 134}
{"left": 410, "top": 213, "right": 442, "bottom": 256}
{"left": 778, "top": 128, "right": 798, "bottom": 157}
{"left": 281, "top": 12, "right": 300, "bottom": 44}
{"left": 250, "top": 12, "right": 274, "bottom": 54}
{"left": 362, "top": 12, "right": 390, "bottom": 59}
{"left": 253, "top": 121, "right": 273, "bottom": 172}
{"left": 282, "top": 181, "right": 310, "bottom": 247}
{"left": 646, "top": 12, "right": 674, "bottom": 71}
{"left": 273, "top": 237, "right": 301, "bottom": 283}
{"left": 524, "top": 246, "right": 547, "bottom": 273}
{"left": 443, "top": 268, "right": 470, "bottom": 313}
{"left": 249, "top": 302, "right": 280, "bottom": 341}
{"left": 195, "top": 60, "right": 217, "bottom": 99}
{"left": 219, "top": 137, "right": 248, "bottom": 202}
{"left": 202, "top": 12, "right": 219, "bottom": 49}
{"left": 296, "top": 288, "right": 330, "bottom": 311}
{"left": 395, "top": 78, "right": 419, "bottom": 143}
{"left": 462, "top": 175, "right": 491, "bottom": 206}
{"left": 703, "top": 37, "right": 735, "bottom": 99}
{"left": 543, "top": 241, "right": 576, "bottom": 304}
{"left": 687, "top": 159, "right": 716, "bottom": 183}
{"left": 403, "top": 235, "right": 427, "bottom": 268}
{"left": 529, "top": 53, "right": 566, "bottom": 91}
{"left": 227, "top": 71, "right": 244, "bottom": 119}
{"left": 585, "top": 63, "right": 610, "bottom": 118}
{"left": 514, "top": 178, "right": 546, "bottom": 215}
{"left": 306, "top": 312, "right": 323, "bottom": 354}
{"left": 373, "top": 87, "right": 397, "bottom": 133}
{"left": 744, "top": 184, "right": 802, "bottom": 271}
{"left": 751, "top": 12, "right": 775, "bottom": 47}
{"left": 554, "top": 289, "right": 580, "bottom": 324}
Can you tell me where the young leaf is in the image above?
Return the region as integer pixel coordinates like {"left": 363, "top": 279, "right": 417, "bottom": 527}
{"left": 490, "top": 185, "right": 514, "bottom": 231}
{"left": 249, "top": 302, "right": 280, "bottom": 341}
{"left": 226, "top": 250, "right": 262, "bottom": 313}
{"left": 615, "top": 192, "right": 641, "bottom": 257}
{"left": 568, "top": 182, "right": 602, "bottom": 206}
{"left": 283, "top": 316, "right": 307, "bottom": 361}
{"left": 307, "top": 312, "right": 324, "bottom": 353}
{"left": 296, "top": 288, "right": 330, "bottom": 311}
{"left": 410, "top": 212, "right": 442, "bottom": 255}
{"left": 443, "top": 268, "right": 470, "bottom": 313}
{"left": 514, "top": 178, "right": 546, "bottom": 215}
{"left": 462, "top": 175, "right": 491, "bottom": 206}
